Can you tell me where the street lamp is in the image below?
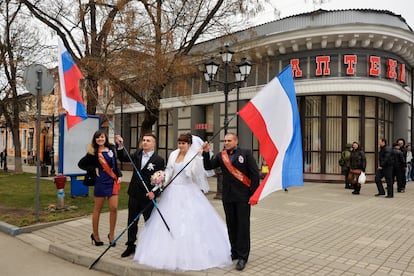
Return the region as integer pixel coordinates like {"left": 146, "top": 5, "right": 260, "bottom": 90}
{"left": 0, "top": 125, "right": 8, "bottom": 172}
{"left": 204, "top": 46, "right": 252, "bottom": 133}
{"left": 203, "top": 44, "right": 252, "bottom": 198}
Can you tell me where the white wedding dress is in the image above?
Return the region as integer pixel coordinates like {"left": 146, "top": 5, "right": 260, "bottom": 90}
{"left": 133, "top": 159, "right": 232, "bottom": 271}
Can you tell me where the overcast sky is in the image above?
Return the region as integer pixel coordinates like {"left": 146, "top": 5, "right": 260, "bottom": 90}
{"left": 252, "top": 0, "right": 414, "bottom": 30}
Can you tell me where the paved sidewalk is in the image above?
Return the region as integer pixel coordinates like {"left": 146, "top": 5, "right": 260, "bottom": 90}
{"left": 4, "top": 165, "right": 414, "bottom": 275}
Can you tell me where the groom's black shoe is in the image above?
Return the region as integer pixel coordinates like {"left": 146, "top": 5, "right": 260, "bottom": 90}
{"left": 121, "top": 245, "right": 136, "bottom": 258}
{"left": 236, "top": 259, "right": 246, "bottom": 271}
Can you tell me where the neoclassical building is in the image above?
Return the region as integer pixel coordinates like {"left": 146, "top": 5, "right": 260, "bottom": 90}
{"left": 115, "top": 9, "right": 414, "bottom": 181}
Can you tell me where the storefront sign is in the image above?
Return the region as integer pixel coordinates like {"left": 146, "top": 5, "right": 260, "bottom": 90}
{"left": 291, "top": 55, "right": 406, "bottom": 83}
{"left": 195, "top": 123, "right": 213, "bottom": 130}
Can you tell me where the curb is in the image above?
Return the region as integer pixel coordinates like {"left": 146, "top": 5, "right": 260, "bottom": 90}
{"left": 0, "top": 216, "right": 88, "bottom": 236}
{"left": 0, "top": 221, "right": 21, "bottom": 236}
{"left": 49, "top": 244, "right": 201, "bottom": 276}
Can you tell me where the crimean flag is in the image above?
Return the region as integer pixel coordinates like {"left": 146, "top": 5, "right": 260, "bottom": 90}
{"left": 239, "top": 65, "right": 303, "bottom": 204}
{"left": 58, "top": 39, "right": 87, "bottom": 129}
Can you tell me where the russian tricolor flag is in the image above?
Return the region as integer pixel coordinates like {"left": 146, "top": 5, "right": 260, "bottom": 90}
{"left": 239, "top": 65, "right": 303, "bottom": 204}
{"left": 58, "top": 39, "right": 88, "bottom": 129}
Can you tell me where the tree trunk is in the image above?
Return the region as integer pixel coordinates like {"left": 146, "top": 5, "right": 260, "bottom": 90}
{"left": 141, "top": 107, "right": 159, "bottom": 137}
{"left": 85, "top": 77, "right": 98, "bottom": 115}
{"left": 9, "top": 104, "right": 22, "bottom": 173}
{"left": 140, "top": 92, "right": 161, "bottom": 137}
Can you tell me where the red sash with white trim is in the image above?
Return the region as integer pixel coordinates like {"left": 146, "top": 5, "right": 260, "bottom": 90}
{"left": 221, "top": 150, "right": 251, "bottom": 187}
{"left": 98, "top": 151, "right": 121, "bottom": 195}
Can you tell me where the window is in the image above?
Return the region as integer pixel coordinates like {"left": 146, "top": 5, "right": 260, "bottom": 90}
{"left": 157, "top": 109, "right": 174, "bottom": 162}
{"left": 303, "top": 96, "right": 321, "bottom": 173}
{"left": 301, "top": 95, "right": 393, "bottom": 175}
{"left": 22, "top": 130, "right": 27, "bottom": 150}
{"left": 326, "top": 96, "right": 342, "bottom": 173}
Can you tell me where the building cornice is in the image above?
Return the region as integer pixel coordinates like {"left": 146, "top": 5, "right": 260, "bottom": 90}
{"left": 239, "top": 24, "right": 414, "bottom": 66}
{"left": 192, "top": 10, "right": 414, "bottom": 67}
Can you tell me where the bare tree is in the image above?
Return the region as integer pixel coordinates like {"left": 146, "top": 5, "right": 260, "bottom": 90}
{"left": 306, "top": 0, "right": 331, "bottom": 10}
{"left": 0, "top": 0, "right": 52, "bottom": 172}
{"left": 20, "top": 0, "right": 268, "bottom": 135}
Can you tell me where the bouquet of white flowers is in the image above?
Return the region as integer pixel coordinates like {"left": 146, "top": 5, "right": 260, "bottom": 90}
{"left": 151, "top": 170, "right": 166, "bottom": 191}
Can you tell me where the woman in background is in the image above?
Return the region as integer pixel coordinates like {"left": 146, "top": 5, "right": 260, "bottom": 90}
{"left": 348, "top": 141, "right": 366, "bottom": 195}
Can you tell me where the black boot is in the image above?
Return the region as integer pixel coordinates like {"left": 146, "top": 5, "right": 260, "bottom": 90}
{"left": 121, "top": 244, "right": 136, "bottom": 258}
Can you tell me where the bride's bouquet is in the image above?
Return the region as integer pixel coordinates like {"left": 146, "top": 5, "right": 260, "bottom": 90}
{"left": 151, "top": 170, "right": 166, "bottom": 191}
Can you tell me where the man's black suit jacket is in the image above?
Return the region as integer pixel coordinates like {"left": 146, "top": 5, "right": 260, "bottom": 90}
{"left": 203, "top": 147, "right": 259, "bottom": 203}
{"left": 117, "top": 148, "right": 165, "bottom": 198}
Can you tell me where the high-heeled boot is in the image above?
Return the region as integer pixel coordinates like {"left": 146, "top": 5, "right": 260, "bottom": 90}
{"left": 90, "top": 233, "right": 104, "bottom": 246}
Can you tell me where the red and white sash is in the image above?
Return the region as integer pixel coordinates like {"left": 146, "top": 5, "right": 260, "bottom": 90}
{"left": 221, "top": 150, "right": 251, "bottom": 187}
{"left": 98, "top": 151, "right": 121, "bottom": 195}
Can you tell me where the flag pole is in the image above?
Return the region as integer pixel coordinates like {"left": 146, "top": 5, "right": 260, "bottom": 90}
{"left": 89, "top": 113, "right": 236, "bottom": 270}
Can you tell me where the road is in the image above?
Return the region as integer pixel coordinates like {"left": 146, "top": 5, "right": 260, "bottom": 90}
{"left": 0, "top": 232, "right": 110, "bottom": 276}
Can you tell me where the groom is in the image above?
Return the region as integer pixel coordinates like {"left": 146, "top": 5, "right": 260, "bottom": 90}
{"left": 116, "top": 133, "right": 165, "bottom": 258}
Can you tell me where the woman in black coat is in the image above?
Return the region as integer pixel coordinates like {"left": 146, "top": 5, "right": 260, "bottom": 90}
{"left": 78, "top": 130, "right": 122, "bottom": 246}
{"left": 348, "top": 141, "right": 366, "bottom": 195}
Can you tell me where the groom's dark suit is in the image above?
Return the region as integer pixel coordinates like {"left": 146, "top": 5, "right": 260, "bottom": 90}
{"left": 117, "top": 148, "right": 165, "bottom": 253}
{"left": 202, "top": 147, "right": 259, "bottom": 263}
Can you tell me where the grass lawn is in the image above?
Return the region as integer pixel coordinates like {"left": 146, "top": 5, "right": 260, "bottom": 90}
{"left": 0, "top": 171, "right": 129, "bottom": 227}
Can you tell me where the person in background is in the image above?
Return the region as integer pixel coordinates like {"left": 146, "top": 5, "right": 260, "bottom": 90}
{"left": 78, "top": 130, "right": 122, "bottom": 246}
{"left": 375, "top": 138, "right": 394, "bottom": 198}
{"left": 405, "top": 145, "right": 413, "bottom": 181}
{"left": 397, "top": 138, "right": 407, "bottom": 186}
{"left": 392, "top": 143, "right": 406, "bottom": 193}
{"left": 202, "top": 132, "right": 260, "bottom": 271}
{"left": 347, "top": 141, "right": 366, "bottom": 195}
{"left": 339, "top": 143, "right": 352, "bottom": 189}
{"left": 397, "top": 138, "right": 407, "bottom": 158}
{"left": 115, "top": 133, "right": 165, "bottom": 258}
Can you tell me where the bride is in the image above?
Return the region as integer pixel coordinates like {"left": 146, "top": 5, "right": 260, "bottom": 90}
{"left": 133, "top": 133, "right": 232, "bottom": 271}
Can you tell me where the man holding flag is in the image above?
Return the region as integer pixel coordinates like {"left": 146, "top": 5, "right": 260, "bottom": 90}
{"left": 202, "top": 133, "right": 259, "bottom": 271}
{"left": 202, "top": 64, "right": 303, "bottom": 271}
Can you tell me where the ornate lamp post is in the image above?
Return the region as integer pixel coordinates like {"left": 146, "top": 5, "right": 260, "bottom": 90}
{"left": 0, "top": 125, "right": 8, "bottom": 172}
{"left": 204, "top": 46, "right": 252, "bottom": 134}
{"left": 203, "top": 44, "right": 252, "bottom": 199}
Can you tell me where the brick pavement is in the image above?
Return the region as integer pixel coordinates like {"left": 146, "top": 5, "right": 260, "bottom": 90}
{"left": 4, "top": 165, "right": 414, "bottom": 275}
